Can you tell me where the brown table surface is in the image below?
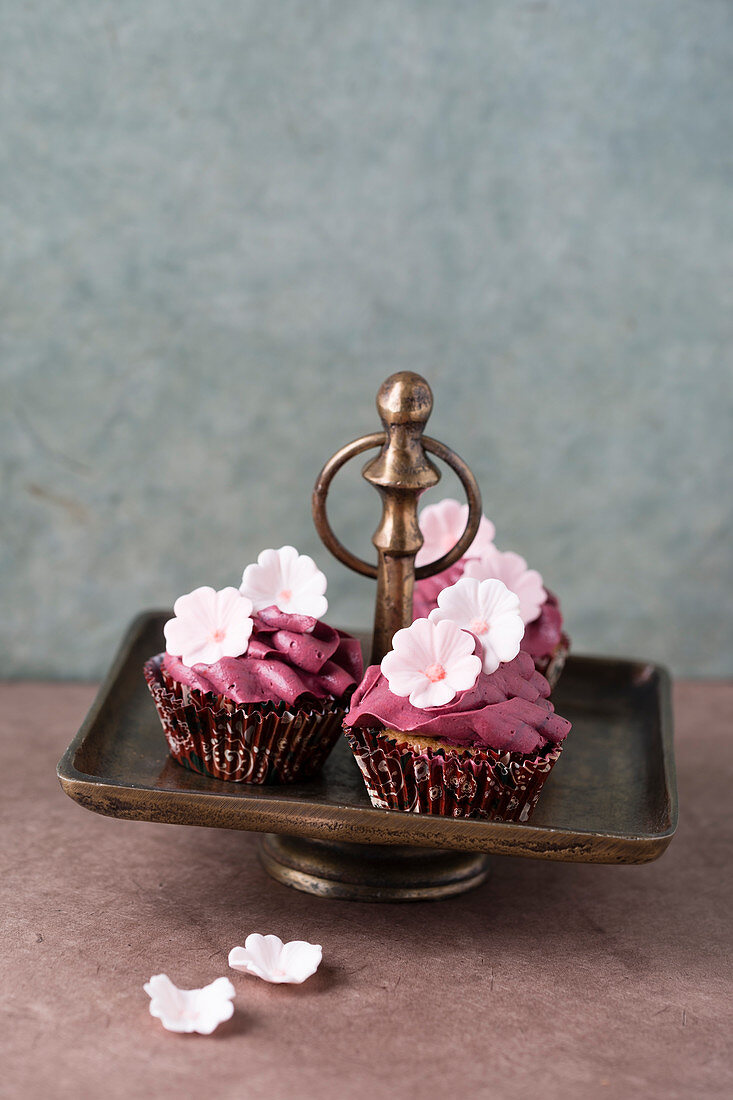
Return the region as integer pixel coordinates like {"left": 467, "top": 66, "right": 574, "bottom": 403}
{"left": 1, "top": 680, "right": 731, "bottom": 1099}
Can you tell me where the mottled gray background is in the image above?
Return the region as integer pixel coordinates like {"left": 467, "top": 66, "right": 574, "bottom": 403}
{"left": 2, "top": 0, "right": 732, "bottom": 679}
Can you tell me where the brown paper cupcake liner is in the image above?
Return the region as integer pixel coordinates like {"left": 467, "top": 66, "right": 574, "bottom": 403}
{"left": 344, "top": 726, "right": 563, "bottom": 822}
{"left": 534, "top": 632, "right": 571, "bottom": 690}
{"left": 144, "top": 655, "right": 348, "bottom": 784}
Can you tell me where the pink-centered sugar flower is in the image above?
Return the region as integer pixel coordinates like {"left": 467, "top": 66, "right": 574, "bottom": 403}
{"left": 228, "top": 934, "right": 322, "bottom": 985}
{"left": 429, "top": 577, "right": 525, "bottom": 674}
{"left": 163, "top": 587, "right": 254, "bottom": 668}
{"left": 416, "top": 498, "right": 496, "bottom": 567}
{"left": 381, "top": 618, "right": 482, "bottom": 709}
{"left": 240, "top": 546, "right": 328, "bottom": 618}
{"left": 144, "top": 974, "right": 235, "bottom": 1035}
{"left": 464, "top": 547, "right": 547, "bottom": 625}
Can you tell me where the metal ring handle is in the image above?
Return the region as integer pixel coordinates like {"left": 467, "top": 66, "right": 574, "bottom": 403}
{"left": 416, "top": 438, "right": 482, "bottom": 579}
{"left": 312, "top": 433, "right": 482, "bottom": 580}
{"left": 312, "top": 432, "right": 384, "bottom": 578}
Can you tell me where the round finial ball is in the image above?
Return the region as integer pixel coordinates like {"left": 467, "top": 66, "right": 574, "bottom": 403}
{"left": 376, "top": 372, "right": 433, "bottom": 426}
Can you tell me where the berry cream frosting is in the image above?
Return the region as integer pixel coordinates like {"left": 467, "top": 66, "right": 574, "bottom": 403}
{"left": 345, "top": 580, "right": 570, "bottom": 755}
{"left": 163, "top": 606, "right": 362, "bottom": 706}
{"left": 161, "top": 547, "right": 362, "bottom": 706}
{"left": 346, "top": 651, "right": 570, "bottom": 754}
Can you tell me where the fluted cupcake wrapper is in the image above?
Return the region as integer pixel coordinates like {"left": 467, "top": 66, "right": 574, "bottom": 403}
{"left": 344, "top": 726, "right": 563, "bottom": 822}
{"left": 144, "top": 655, "right": 347, "bottom": 784}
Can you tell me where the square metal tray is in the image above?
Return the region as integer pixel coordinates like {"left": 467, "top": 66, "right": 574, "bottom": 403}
{"left": 58, "top": 611, "right": 677, "bottom": 864}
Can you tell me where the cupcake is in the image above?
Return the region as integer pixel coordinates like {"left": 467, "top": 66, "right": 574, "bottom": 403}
{"left": 413, "top": 498, "right": 570, "bottom": 687}
{"left": 144, "top": 546, "right": 363, "bottom": 784}
{"left": 344, "top": 576, "right": 571, "bottom": 822}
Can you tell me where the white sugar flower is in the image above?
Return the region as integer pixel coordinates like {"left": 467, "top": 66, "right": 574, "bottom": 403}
{"left": 228, "top": 934, "right": 322, "bottom": 984}
{"left": 429, "top": 576, "right": 524, "bottom": 674}
{"left": 463, "top": 546, "right": 547, "bottom": 625}
{"left": 144, "top": 974, "right": 235, "bottom": 1034}
{"left": 416, "top": 497, "right": 496, "bottom": 566}
{"left": 381, "top": 617, "right": 482, "bottom": 709}
{"left": 163, "top": 587, "right": 254, "bottom": 668}
{"left": 240, "top": 546, "right": 328, "bottom": 618}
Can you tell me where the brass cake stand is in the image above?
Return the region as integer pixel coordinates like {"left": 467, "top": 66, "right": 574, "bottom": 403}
{"left": 58, "top": 374, "right": 677, "bottom": 901}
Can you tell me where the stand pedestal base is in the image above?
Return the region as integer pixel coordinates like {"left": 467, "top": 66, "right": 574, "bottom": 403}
{"left": 259, "top": 834, "right": 491, "bottom": 901}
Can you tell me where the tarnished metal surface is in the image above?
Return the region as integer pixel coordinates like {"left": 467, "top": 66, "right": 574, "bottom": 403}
{"left": 57, "top": 612, "right": 677, "bottom": 879}
{"left": 313, "top": 372, "right": 481, "bottom": 664}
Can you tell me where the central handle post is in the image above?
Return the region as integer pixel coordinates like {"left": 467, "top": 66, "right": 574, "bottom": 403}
{"left": 363, "top": 374, "right": 440, "bottom": 664}
{"left": 312, "top": 371, "right": 482, "bottom": 670}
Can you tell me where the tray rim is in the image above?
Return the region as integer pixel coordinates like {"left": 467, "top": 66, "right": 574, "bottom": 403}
{"left": 57, "top": 610, "right": 678, "bottom": 865}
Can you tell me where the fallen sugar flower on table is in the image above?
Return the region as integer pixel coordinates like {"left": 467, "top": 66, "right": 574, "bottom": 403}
{"left": 144, "top": 974, "right": 235, "bottom": 1034}
{"left": 228, "top": 934, "right": 322, "bottom": 984}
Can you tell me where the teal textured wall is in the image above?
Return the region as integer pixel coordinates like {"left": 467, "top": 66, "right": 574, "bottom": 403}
{"left": 2, "top": 1, "right": 732, "bottom": 677}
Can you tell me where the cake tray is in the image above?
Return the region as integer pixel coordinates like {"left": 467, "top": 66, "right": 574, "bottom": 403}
{"left": 57, "top": 611, "right": 677, "bottom": 901}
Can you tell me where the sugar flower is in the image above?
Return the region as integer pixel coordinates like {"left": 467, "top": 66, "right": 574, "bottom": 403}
{"left": 240, "top": 546, "right": 328, "bottom": 618}
{"left": 144, "top": 974, "right": 235, "bottom": 1035}
{"left": 429, "top": 576, "right": 524, "bottom": 674}
{"left": 381, "top": 617, "right": 482, "bottom": 708}
{"left": 228, "top": 934, "right": 322, "bottom": 984}
{"left": 164, "top": 587, "right": 254, "bottom": 668}
{"left": 464, "top": 547, "right": 547, "bottom": 625}
{"left": 416, "top": 498, "right": 496, "bottom": 567}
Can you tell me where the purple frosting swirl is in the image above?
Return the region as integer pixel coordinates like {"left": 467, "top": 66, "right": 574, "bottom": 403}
{"left": 345, "top": 649, "right": 571, "bottom": 754}
{"left": 520, "top": 591, "right": 564, "bottom": 660}
{"left": 163, "top": 606, "right": 363, "bottom": 707}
